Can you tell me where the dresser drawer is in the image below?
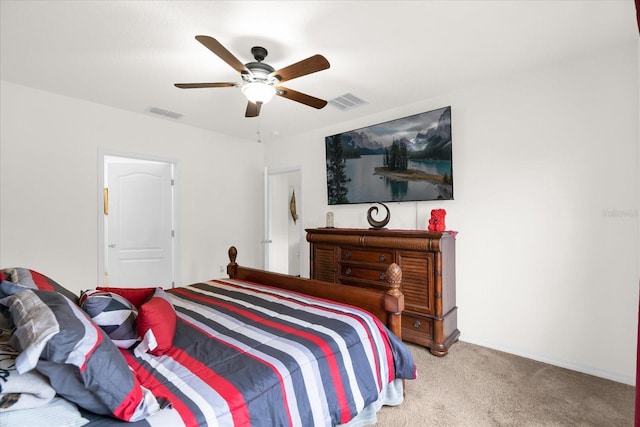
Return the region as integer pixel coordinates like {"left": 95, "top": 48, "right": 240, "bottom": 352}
{"left": 340, "top": 247, "right": 393, "bottom": 264}
{"left": 401, "top": 313, "right": 433, "bottom": 345}
{"left": 339, "top": 263, "right": 389, "bottom": 284}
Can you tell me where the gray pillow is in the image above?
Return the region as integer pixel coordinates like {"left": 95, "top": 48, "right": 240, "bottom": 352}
{"left": 79, "top": 290, "right": 139, "bottom": 349}
{"left": 0, "top": 288, "right": 159, "bottom": 422}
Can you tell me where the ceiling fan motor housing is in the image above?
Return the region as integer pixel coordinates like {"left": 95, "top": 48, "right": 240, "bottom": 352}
{"left": 245, "top": 61, "right": 275, "bottom": 79}
{"left": 245, "top": 47, "right": 277, "bottom": 83}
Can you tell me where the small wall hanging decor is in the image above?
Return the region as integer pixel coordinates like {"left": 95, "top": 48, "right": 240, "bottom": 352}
{"left": 428, "top": 208, "right": 446, "bottom": 232}
{"left": 367, "top": 202, "right": 391, "bottom": 229}
{"left": 289, "top": 190, "right": 298, "bottom": 223}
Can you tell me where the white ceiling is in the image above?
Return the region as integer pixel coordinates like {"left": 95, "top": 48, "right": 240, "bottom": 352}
{"left": 1, "top": 1, "right": 637, "bottom": 143}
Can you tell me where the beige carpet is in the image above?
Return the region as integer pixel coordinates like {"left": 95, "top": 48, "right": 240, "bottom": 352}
{"left": 375, "top": 341, "right": 635, "bottom": 426}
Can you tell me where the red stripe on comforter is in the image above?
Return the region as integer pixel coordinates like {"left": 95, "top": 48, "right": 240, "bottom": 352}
{"left": 172, "top": 320, "right": 258, "bottom": 427}
{"left": 122, "top": 351, "right": 199, "bottom": 427}
{"left": 29, "top": 270, "right": 55, "bottom": 291}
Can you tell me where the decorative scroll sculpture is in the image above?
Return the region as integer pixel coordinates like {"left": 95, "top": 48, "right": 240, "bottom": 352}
{"left": 367, "top": 202, "right": 390, "bottom": 229}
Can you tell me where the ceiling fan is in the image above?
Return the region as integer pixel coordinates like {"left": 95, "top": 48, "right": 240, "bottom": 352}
{"left": 175, "top": 36, "right": 330, "bottom": 118}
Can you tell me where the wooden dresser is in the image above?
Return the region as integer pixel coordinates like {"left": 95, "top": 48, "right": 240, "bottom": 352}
{"left": 306, "top": 227, "right": 459, "bottom": 356}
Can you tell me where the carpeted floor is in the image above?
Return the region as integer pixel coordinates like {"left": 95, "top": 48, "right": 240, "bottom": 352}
{"left": 374, "top": 341, "right": 635, "bottom": 426}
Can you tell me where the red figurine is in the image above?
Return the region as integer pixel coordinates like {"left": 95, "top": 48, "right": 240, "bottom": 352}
{"left": 428, "top": 209, "right": 446, "bottom": 232}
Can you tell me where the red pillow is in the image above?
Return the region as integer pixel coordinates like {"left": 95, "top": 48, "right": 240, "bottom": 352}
{"left": 97, "top": 287, "right": 176, "bottom": 356}
{"left": 97, "top": 287, "right": 155, "bottom": 308}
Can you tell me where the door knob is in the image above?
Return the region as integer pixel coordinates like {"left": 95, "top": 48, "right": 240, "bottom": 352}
{"left": 108, "top": 244, "right": 116, "bottom": 248}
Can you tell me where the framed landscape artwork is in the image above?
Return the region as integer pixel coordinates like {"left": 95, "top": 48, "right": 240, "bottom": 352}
{"left": 325, "top": 106, "right": 453, "bottom": 205}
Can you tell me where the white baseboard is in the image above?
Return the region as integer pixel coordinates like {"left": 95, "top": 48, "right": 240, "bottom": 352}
{"left": 459, "top": 337, "right": 635, "bottom": 386}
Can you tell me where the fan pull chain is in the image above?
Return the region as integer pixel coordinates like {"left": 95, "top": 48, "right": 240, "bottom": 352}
{"left": 256, "top": 116, "right": 262, "bottom": 143}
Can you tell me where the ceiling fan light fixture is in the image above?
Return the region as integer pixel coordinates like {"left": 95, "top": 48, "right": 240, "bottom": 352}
{"left": 241, "top": 82, "right": 276, "bottom": 104}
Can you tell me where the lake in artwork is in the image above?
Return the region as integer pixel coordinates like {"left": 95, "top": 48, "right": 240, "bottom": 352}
{"left": 344, "top": 155, "right": 451, "bottom": 203}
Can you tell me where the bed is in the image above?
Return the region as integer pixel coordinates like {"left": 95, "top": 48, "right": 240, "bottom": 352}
{"left": 0, "top": 246, "right": 416, "bottom": 427}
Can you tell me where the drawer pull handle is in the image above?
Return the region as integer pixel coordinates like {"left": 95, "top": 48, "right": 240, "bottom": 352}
{"left": 379, "top": 273, "right": 386, "bottom": 280}
{"left": 345, "top": 251, "right": 352, "bottom": 259}
{"left": 345, "top": 268, "right": 352, "bottom": 275}
{"left": 413, "top": 321, "right": 421, "bottom": 328}
{"left": 379, "top": 255, "right": 386, "bottom": 262}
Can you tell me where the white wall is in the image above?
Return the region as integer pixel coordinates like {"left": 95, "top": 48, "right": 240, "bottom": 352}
{"left": 0, "top": 81, "right": 264, "bottom": 293}
{"left": 1, "top": 41, "right": 637, "bottom": 386}
{"left": 264, "top": 42, "right": 640, "bottom": 384}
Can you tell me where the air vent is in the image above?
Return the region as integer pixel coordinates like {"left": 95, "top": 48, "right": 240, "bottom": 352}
{"left": 328, "top": 93, "right": 366, "bottom": 111}
{"left": 148, "top": 107, "right": 183, "bottom": 119}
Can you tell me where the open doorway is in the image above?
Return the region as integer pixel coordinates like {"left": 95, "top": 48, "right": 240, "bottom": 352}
{"left": 98, "top": 151, "right": 177, "bottom": 287}
{"left": 264, "top": 167, "right": 303, "bottom": 276}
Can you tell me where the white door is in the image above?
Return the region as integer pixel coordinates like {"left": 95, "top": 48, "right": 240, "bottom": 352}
{"left": 264, "top": 168, "right": 302, "bottom": 276}
{"left": 107, "top": 161, "right": 174, "bottom": 287}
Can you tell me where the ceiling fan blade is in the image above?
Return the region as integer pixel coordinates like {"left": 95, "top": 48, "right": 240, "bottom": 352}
{"left": 276, "top": 87, "right": 327, "bottom": 109}
{"left": 269, "top": 54, "right": 330, "bottom": 83}
{"left": 195, "top": 35, "right": 251, "bottom": 75}
{"left": 174, "top": 82, "right": 237, "bottom": 89}
{"left": 245, "top": 101, "right": 261, "bottom": 118}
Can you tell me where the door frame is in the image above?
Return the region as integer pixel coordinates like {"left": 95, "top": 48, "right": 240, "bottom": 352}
{"left": 264, "top": 166, "right": 304, "bottom": 276}
{"left": 97, "top": 148, "right": 180, "bottom": 287}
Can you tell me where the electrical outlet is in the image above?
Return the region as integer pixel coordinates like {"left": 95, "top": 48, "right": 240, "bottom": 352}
{"left": 219, "top": 265, "right": 225, "bottom": 273}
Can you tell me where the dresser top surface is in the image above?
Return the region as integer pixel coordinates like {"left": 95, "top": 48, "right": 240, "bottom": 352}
{"left": 306, "top": 228, "right": 455, "bottom": 240}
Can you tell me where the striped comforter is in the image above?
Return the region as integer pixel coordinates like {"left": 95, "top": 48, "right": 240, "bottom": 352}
{"left": 85, "top": 278, "right": 417, "bottom": 426}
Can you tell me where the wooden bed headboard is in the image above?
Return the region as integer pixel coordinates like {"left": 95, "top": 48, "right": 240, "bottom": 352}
{"left": 226, "top": 246, "right": 405, "bottom": 339}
